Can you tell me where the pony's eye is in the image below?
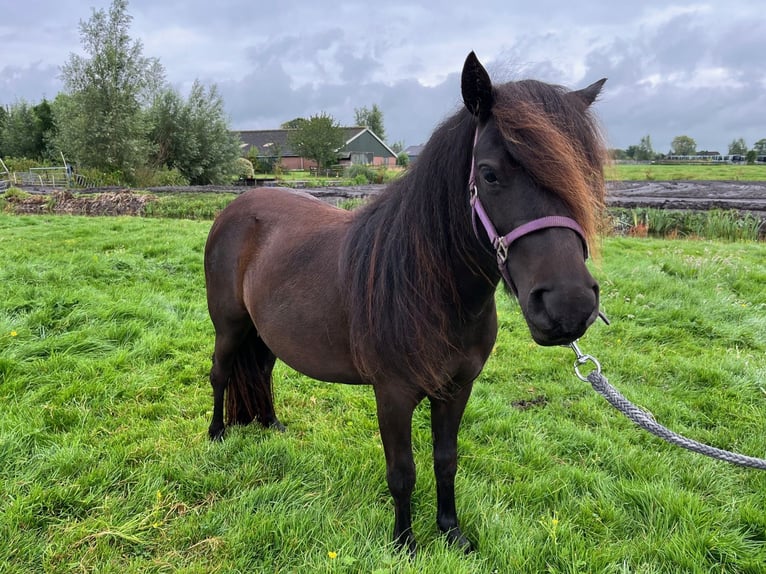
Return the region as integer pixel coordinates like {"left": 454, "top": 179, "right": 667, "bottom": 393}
{"left": 482, "top": 168, "right": 498, "bottom": 184}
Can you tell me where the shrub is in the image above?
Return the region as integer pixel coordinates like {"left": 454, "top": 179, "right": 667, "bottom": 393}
{"left": 2, "top": 186, "right": 30, "bottom": 200}
{"left": 345, "top": 164, "right": 376, "bottom": 184}
{"left": 75, "top": 167, "right": 124, "bottom": 187}
{"left": 153, "top": 167, "right": 190, "bottom": 187}
{"left": 234, "top": 157, "right": 255, "bottom": 180}
{"left": 2, "top": 157, "right": 46, "bottom": 173}
{"left": 1, "top": 186, "right": 31, "bottom": 212}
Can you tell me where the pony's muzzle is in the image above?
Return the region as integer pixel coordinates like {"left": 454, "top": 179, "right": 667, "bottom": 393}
{"left": 524, "top": 281, "right": 600, "bottom": 346}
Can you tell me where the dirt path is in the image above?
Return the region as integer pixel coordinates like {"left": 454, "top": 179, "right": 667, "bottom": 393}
{"left": 605, "top": 181, "right": 766, "bottom": 214}
{"left": 7, "top": 181, "right": 766, "bottom": 216}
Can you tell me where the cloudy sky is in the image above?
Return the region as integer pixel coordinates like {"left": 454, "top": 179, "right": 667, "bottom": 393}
{"left": 2, "top": 0, "right": 764, "bottom": 153}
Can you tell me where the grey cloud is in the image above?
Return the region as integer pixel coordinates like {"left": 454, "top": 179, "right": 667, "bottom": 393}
{"left": 2, "top": 0, "right": 764, "bottom": 153}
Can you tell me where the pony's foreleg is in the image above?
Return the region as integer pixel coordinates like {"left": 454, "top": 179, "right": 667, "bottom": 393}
{"left": 429, "top": 382, "right": 475, "bottom": 553}
{"left": 373, "top": 385, "right": 423, "bottom": 555}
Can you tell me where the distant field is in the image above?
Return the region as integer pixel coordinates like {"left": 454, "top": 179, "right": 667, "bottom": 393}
{"left": 607, "top": 163, "right": 766, "bottom": 181}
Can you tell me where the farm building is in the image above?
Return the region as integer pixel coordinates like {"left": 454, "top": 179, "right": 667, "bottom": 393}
{"left": 235, "top": 127, "right": 397, "bottom": 171}
{"left": 404, "top": 144, "right": 425, "bottom": 164}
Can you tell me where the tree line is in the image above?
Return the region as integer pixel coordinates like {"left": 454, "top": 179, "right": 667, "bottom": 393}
{"left": 612, "top": 134, "right": 766, "bottom": 163}
{"left": 0, "top": 0, "right": 243, "bottom": 186}
{"left": 0, "top": 0, "right": 401, "bottom": 186}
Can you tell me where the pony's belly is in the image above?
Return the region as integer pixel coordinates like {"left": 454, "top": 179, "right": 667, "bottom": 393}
{"left": 265, "top": 338, "right": 365, "bottom": 385}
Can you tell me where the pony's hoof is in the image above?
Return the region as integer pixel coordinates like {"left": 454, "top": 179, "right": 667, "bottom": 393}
{"left": 394, "top": 533, "right": 417, "bottom": 558}
{"left": 445, "top": 528, "right": 474, "bottom": 554}
{"left": 268, "top": 419, "right": 286, "bottom": 432}
{"left": 208, "top": 426, "right": 226, "bottom": 441}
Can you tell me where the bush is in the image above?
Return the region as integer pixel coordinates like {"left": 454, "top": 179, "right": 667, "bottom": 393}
{"left": 134, "top": 166, "right": 189, "bottom": 188}
{"left": 153, "top": 167, "right": 190, "bottom": 187}
{"left": 75, "top": 167, "right": 124, "bottom": 187}
{"left": 234, "top": 157, "right": 255, "bottom": 180}
{"left": 1, "top": 186, "right": 31, "bottom": 212}
{"left": 345, "top": 164, "right": 376, "bottom": 184}
{"left": 2, "top": 186, "right": 30, "bottom": 200}
{"left": 2, "top": 157, "right": 47, "bottom": 173}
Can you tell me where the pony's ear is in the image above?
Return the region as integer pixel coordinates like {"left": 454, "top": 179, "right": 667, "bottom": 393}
{"left": 571, "top": 78, "right": 607, "bottom": 107}
{"left": 461, "top": 51, "right": 494, "bottom": 120}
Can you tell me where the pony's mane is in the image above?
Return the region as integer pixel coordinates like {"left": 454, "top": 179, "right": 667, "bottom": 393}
{"left": 493, "top": 80, "right": 607, "bottom": 245}
{"left": 341, "top": 78, "right": 606, "bottom": 394}
{"left": 341, "top": 108, "right": 477, "bottom": 394}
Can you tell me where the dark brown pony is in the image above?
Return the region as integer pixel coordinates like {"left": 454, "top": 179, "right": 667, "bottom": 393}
{"left": 204, "top": 52, "right": 607, "bottom": 553}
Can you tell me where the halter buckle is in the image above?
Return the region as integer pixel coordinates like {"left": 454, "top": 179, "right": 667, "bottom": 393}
{"left": 495, "top": 239, "right": 509, "bottom": 265}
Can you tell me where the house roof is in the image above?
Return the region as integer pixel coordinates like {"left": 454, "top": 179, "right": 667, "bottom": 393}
{"left": 234, "top": 127, "right": 396, "bottom": 158}
{"left": 404, "top": 144, "right": 425, "bottom": 158}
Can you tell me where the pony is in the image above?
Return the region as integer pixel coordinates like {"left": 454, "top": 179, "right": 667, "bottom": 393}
{"left": 204, "top": 52, "right": 607, "bottom": 553}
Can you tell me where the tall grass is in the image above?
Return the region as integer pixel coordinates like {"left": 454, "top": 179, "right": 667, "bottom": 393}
{"left": 612, "top": 208, "right": 764, "bottom": 241}
{"left": 1, "top": 214, "right": 765, "bottom": 572}
{"left": 143, "top": 192, "right": 238, "bottom": 219}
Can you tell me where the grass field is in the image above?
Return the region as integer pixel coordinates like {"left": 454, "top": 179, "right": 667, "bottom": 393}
{"left": 607, "top": 163, "right": 766, "bottom": 181}
{"left": 1, "top": 213, "right": 765, "bottom": 572}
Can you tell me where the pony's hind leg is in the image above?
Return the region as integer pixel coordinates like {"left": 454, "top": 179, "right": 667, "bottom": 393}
{"left": 208, "top": 322, "right": 246, "bottom": 441}
{"left": 208, "top": 321, "right": 283, "bottom": 441}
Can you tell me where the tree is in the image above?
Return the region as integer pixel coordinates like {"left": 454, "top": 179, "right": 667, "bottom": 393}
{"left": 354, "top": 104, "right": 386, "bottom": 142}
{"left": 281, "top": 118, "right": 306, "bottom": 129}
{"left": 0, "top": 101, "right": 38, "bottom": 158}
{"left": 147, "top": 88, "right": 184, "bottom": 168}
{"left": 32, "top": 99, "right": 56, "bottom": 159}
{"left": 610, "top": 148, "right": 628, "bottom": 160}
{"left": 728, "top": 138, "right": 747, "bottom": 155}
{"left": 389, "top": 140, "right": 405, "bottom": 154}
{"left": 670, "top": 135, "right": 697, "bottom": 156}
{"left": 636, "top": 135, "right": 654, "bottom": 161}
{"left": 626, "top": 135, "right": 654, "bottom": 161}
{"left": 56, "top": 0, "right": 165, "bottom": 177}
{"left": 147, "top": 81, "right": 240, "bottom": 184}
{"left": 752, "top": 139, "right": 766, "bottom": 155}
{"left": 0, "top": 106, "right": 7, "bottom": 157}
{"left": 287, "top": 113, "right": 345, "bottom": 170}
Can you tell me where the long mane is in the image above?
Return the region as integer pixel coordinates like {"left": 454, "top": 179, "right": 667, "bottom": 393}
{"left": 341, "top": 108, "right": 478, "bottom": 394}
{"left": 341, "top": 79, "right": 606, "bottom": 394}
{"left": 492, "top": 80, "right": 607, "bottom": 245}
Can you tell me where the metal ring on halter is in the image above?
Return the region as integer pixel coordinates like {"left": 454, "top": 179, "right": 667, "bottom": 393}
{"left": 569, "top": 341, "right": 601, "bottom": 382}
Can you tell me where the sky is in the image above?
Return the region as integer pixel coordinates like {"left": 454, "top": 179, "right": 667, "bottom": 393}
{"left": 1, "top": 0, "right": 764, "bottom": 154}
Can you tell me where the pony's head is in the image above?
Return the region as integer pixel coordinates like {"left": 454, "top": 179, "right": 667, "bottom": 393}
{"left": 462, "top": 52, "right": 607, "bottom": 345}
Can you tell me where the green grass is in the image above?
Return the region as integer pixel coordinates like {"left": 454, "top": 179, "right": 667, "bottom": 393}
{"left": 608, "top": 163, "right": 766, "bottom": 181}
{"left": 1, "top": 214, "right": 765, "bottom": 572}
{"left": 611, "top": 208, "right": 764, "bottom": 241}
{"left": 143, "top": 192, "right": 239, "bottom": 219}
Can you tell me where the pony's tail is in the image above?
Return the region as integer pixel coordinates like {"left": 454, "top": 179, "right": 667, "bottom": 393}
{"left": 224, "top": 330, "right": 278, "bottom": 427}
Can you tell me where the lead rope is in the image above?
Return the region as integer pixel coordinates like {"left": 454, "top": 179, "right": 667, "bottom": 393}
{"left": 568, "top": 341, "right": 766, "bottom": 470}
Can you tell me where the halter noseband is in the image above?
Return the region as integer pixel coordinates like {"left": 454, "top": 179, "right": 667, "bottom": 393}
{"left": 468, "top": 128, "right": 589, "bottom": 291}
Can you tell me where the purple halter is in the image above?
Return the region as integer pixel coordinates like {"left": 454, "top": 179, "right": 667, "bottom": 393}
{"left": 468, "top": 128, "right": 589, "bottom": 291}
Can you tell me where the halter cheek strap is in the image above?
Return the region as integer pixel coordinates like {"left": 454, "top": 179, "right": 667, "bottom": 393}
{"left": 468, "top": 128, "right": 589, "bottom": 291}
